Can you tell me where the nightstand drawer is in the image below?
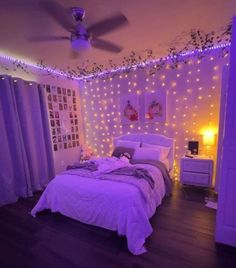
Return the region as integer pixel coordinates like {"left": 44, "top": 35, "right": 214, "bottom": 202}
{"left": 181, "top": 172, "right": 209, "bottom": 185}
{"left": 182, "top": 160, "right": 210, "bottom": 173}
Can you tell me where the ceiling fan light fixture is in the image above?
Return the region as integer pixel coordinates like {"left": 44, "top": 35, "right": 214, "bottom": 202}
{"left": 71, "top": 37, "right": 91, "bottom": 52}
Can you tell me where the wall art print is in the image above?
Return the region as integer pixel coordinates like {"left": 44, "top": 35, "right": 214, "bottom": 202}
{"left": 45, "top": 85, "right": 80, "bottom": 152}
{"left": 144, "top": 91, "right": 167, "bottom": 123}
{"left": 120, "top": 95, "right": 139, "bottom": 124}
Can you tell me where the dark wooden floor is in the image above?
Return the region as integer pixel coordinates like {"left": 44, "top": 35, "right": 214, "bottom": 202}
{"left": 0, "top": 182, "right": 236, "bottom": 268}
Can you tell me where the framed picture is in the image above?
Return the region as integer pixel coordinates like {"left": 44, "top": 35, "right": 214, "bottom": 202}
{"left": 47, "top": 94, "right": 52, "bottom": 102}
{"left": 144, "top": 92, "right": 167, "bottom": 123}
{"left": 46, "top": 85, "right": 51, "bottom": 93}
{"left": 120, "top": 95, "right": 139, "bottom": 124}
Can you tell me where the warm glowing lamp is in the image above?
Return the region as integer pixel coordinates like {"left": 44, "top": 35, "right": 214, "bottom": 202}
{"left": 202, "top": 129, "right": 216, "bottom": 158}
{"left": 203, "top": 130, "right": 215, "bottom": 146}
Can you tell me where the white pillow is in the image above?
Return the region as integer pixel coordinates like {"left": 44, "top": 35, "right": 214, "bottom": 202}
{"left": 141, "top": 142, "right": 170, "bottom": 159}
{"left": 133, "top": 148, "right": 163, "bottom": 161}
{"left": 116, "top": 139, "right": 140, "bottom": 149}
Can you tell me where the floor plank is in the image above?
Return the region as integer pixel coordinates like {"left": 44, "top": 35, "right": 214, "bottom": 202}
{"left": 0, "top": 182, "right": 235, "bottom": 268}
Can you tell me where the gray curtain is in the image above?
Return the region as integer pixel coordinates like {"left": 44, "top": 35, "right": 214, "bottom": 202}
{"left": 0, "top": 75, "right": 54, "bottom": 206}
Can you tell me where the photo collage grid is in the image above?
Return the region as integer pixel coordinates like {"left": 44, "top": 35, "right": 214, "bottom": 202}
{"left": 46, "top": 85, "right": 80, "bottom": 151}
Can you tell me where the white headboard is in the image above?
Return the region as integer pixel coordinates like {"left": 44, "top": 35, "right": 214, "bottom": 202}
{"left": 114, "top": 133, "right": 175, "bottom": 171}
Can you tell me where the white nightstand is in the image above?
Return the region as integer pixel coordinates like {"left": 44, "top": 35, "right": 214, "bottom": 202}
{"left": 180, "top": 156, "right": 213, "bottom": 187}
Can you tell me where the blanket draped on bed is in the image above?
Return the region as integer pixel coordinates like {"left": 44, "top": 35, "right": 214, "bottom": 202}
{"left": 130, "top": 159, "right": 173, "bottom": 195}
{"left": 64, "top": 167, "right": 153, "bottom": 203}
{"left": 108, "top": 167, "right": 155, "bottom": 189}
{"left": 67, "top": 162, "right": 98, "bottom": 171}
{"left": 67, "top": 158, "right": 172, "bottom": 196}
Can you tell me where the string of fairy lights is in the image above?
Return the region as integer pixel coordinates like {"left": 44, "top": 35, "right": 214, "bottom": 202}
{"left": 80, "top": 50, "right": 229, "bottom": 179}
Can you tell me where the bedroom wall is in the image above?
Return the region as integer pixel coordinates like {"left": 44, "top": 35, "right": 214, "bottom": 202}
{"left": 0, "top": 60, "right": 83, "bottom": 174}
{"left": 79, "top": 50, "right": 229, "bottom": 183}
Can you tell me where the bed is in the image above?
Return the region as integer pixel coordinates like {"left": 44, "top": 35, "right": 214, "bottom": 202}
{"left": 31, "top": 133, "right": 174, "bottom": 255}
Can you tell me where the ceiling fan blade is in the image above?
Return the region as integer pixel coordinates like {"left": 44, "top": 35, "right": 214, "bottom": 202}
{"left": 91, "top": 38, "right": 123, "bottom": 53}
{"left": 87, "top": 12, "right": 128, "bottom": 38}
{"left": 28, "top": 36, "right": 70, "bottom": 42}
{"left": 39, "top": 0, "right": 76, "bottom": 32}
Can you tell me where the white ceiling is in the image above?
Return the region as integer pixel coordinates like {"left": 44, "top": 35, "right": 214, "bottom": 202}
{"left": 0, "top": 0, "right": 235, "bottom": 71}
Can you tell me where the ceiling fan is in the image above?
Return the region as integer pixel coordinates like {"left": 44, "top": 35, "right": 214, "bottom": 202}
{"left": 29, "top": 0, "right": 129, "bottom": 57}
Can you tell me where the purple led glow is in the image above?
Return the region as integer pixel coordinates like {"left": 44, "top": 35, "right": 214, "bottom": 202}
{"left": 0, "top": 54, "right": 80, "bottom": 81}
{"left": 0, "top": 42, "right": 231, "bottom": 81}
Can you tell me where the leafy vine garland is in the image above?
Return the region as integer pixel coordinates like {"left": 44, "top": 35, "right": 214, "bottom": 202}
{"left": 0, "top": 23, "right": 232, "bottom": 81}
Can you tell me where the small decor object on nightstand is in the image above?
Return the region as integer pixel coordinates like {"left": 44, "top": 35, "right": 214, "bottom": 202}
{"left": 180, "top": 155, "right": 213, "bottom": 187}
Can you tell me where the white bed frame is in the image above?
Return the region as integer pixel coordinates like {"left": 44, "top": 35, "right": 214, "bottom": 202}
{"left": 114, "top": 133, "right": 175, "bottom": 172}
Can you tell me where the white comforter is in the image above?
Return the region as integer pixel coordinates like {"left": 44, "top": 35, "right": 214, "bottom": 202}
{"left": 31, "top": 159, "right": 166, "bottom": 255}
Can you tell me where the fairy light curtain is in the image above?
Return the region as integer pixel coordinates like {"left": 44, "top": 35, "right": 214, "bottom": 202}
{"left": 80, "top": 50, "right": 229, "bottom": 179}
{"left": 0, "top": 75, "right": 54, "bottom": 206}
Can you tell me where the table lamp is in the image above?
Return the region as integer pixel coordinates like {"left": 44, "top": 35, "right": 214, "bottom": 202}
{"left": 203, "top": 129, "right": 215, "bottom": 157}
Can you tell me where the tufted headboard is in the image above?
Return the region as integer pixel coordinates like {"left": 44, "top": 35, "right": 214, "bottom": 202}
{"left": 114, "top": 133, "right": 175, "bottom": 172}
